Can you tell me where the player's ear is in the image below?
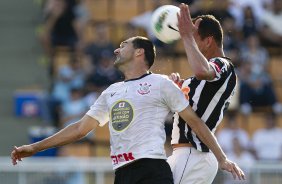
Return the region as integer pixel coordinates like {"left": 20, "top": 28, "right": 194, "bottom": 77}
{"left": 194, "top": 18, "right": 202, "bottom": 29}
{"left": 206, "top": 36, "right": 213, "bottom": 47}
{"left": 135, "top": 48, "right": 144, "bottom": 56}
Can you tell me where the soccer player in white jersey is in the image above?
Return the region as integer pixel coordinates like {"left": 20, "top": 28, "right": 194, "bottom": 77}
{"left": 167, "top": 4, "right": 245, "bottom": 184}
{"left": 11, "top": 36, "right": 244, "bottom": 184}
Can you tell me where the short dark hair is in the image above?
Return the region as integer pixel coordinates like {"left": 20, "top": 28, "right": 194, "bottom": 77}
{"left": 132, "top": 36, "right": 156, "bottom": 68}
{"left": 193, "top": 15, "right": 223, "bottom": 47}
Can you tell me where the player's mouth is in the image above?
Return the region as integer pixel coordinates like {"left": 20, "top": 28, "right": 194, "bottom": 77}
{"left": 114, "top": 56, "right": 120, "bottom": 63}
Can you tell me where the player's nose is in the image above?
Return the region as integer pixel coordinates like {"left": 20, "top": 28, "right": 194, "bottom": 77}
{"left": 114, "top": 48, "right": 120, "bottom": 55}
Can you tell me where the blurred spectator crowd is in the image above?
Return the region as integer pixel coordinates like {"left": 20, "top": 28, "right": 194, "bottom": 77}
{"left": 34, "top": 0, "right": 282, "bottom": 172}
{"left": 38, "top": 0, "right": 124, "bottom": 128}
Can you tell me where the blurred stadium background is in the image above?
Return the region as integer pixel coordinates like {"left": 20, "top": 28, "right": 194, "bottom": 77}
{"left": 1, "top": 0, "right": 282, "bottom": 183}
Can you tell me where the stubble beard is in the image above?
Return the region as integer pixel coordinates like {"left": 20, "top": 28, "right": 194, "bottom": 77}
{"left": 114, "top": 56, "right": 127, "bottom": 71}
{"left": 114, "top": 56, "right": 121, "bottom": 68}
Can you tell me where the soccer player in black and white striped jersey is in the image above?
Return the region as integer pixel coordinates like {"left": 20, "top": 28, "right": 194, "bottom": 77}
{"left": 167, "top": 4, "right": 245, "bottom": 184}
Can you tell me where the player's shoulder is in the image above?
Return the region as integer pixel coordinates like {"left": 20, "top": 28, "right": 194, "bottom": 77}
{"left": 149, "top": 73, "right": 170, "bottom": 81}
{"left": 147, "top": 73, "right": 173, "bottom": 85}
{"left": 209, "top": 57, "right": 235, "bottom": 72}
{"left": 210, "top": 57, "right": 233, "bottom": 66}
{"left": 103, "top": 81, "right": 124, "bottom": 92}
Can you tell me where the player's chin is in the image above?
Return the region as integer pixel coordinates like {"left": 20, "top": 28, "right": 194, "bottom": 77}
{"left": 113, "top": 60, "right": 121, "bottom": 68}
{"left": 115, "top": 56, "right": 125, "bottom": 63}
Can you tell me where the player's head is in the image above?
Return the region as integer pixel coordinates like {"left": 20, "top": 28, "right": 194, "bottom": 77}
{"left": 114, "top": 36, "right": 156, "bottom": 69}
{"left": 132, "top": 36, "right": 156, "bottom": 68}
{"left": 193, "top": 15, "right": 223, "bottom": 52}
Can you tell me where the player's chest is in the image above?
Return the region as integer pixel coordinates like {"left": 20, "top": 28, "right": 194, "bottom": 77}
{"left": 106, "top": 82, "right": 160, "bottom": 107}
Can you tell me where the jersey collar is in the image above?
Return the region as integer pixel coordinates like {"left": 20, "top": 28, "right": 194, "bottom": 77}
{"left": 213, "top": 56, "right": 231, "bottom": 61}
{"left": 124, "top": 72, "right": 152, "bottom": 82}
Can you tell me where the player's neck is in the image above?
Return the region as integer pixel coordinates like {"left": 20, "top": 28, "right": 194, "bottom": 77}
{"left": 206, "top": 47, "right": 225, "bottom": 60}
{"left": 123, "top": 66, "right": 149, "bottom": 81}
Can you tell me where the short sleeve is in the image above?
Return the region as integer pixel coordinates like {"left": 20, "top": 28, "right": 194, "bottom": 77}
{"left": 161, "top": 76, "right": 189, "bottom": 112}
{"left": 208, "top": 58, "right": 229, "bottom": 82}
{"left": 86, "top": 91, "right": 109, "bottom": 127}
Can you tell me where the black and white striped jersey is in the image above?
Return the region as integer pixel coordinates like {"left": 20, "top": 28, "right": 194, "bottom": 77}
{"left": 171, "top": 57, "right": 237, "bottom": 152}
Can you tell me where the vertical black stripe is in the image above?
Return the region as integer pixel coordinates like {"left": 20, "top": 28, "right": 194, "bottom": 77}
{"left": 187, "top": 126, "right": 197, "bottom": 148}
{"left": 200, "top": 141, "right": 209, "bottom": 152}
{"left": 178, "top": 117, "right": 190, "bottom": 143}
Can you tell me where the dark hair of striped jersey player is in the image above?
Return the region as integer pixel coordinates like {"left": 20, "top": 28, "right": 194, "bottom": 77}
{"left": 193, "top": 15, "right": 223, "bottom": 48}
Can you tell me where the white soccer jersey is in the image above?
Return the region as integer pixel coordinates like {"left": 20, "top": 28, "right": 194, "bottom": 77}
{"left": 86, "top": 73, "right": 189, "bottom": 169}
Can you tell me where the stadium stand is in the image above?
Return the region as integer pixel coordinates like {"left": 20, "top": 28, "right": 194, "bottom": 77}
{"left": 86, "top": 0, "right": 111, "bottom": 21}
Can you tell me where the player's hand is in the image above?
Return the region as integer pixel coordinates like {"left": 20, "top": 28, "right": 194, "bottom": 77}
{"left": 11, "top": 145, "right": 36, "bottom": 165}
{"left": 177, "top": 3, "right": 202, "bottom": 38}
{"left": 219, "top": 158, "right": 245, "bottom": 180}
{"left": 169, "top": 73, "right": 184, "bottom": 88}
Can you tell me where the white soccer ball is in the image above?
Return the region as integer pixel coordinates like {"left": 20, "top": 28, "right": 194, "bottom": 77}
{"left": 151, "top": 5, "right": 180, "bottom": 44}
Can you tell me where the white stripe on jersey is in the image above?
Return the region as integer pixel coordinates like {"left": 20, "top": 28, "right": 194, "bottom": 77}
{"left": 172, "top": 113, "right": 181, "bottom": 142}
{"left": 192, "top": 80, "right": 205, "bottom": 111}
{"left": 201, "top": 72, "right": 232, "bottom": 122}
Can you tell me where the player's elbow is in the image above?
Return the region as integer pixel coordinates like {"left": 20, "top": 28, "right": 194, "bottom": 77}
{"left": 194, "top": 71, "right": 209, "bottom": 80}
{"left": 194, "top": 70, "right": 214, "bottom": 80}
{"left": 77, "top": 129, "right": 87, "bottom": 139}
{"left": 75, "top": 122, "right": 89, "bottom": 139}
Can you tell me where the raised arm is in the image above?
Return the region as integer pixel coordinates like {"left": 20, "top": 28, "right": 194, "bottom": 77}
{"left": 178, "top": 106, "right": 245, "bottom": 180}
{"left": 11, "top": 115, "right": 99, "bottom": 165}
{"left": 177, "top": 4, "right": 216, "bottom": 80}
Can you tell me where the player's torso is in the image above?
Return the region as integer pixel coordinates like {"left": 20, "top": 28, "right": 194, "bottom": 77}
{"left": 185, "top": 62, "right": 236, "bottom": 114}
{"left": 105, "top": 77, "right": 169, "bottom": 132}
{"left": 172, "top": 58, "right": 237, "bottom": 151}
{"left": 104, "top": 74, "right": 169, "bottom": 168}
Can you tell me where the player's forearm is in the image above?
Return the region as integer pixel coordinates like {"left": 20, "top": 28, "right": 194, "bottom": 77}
{"left": 182, "top": 36, "right": 212, "bottom": 78}
{"left": 30, "top": 122, "right": 85, "bottom": 153}
{"left": 190, "top": 121, "right": 227, "bottom": 162}
{"left": 179, "top": 108, "right": 227, "bottom": 162}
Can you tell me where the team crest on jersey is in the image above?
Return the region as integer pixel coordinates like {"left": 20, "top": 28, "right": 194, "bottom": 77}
{"left": 137, "top": 83, "right": 151, "bottom": 95}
